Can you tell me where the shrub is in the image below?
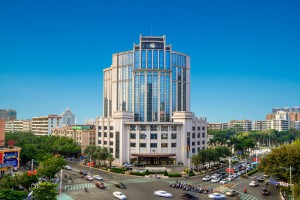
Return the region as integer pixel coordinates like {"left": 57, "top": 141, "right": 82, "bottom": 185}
{"left": 149, "top": 171, "right": 164, "bottom": 174}
{"left": 241, "top": 169, "right": 258, "bottom": 178}
{"left": 168, "top": 173, "right": 182, "bottom": 177}
{"left": 163, "top": 170, "right": 168, "bottom": 176}
{"left": 144, "top": 169, "right": 150, "bottom": 175}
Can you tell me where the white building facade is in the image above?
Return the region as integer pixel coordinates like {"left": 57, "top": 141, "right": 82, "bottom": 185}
{"left": 96, "top": 35, "right": 208, "bottom": 166}
{"left": 5, "top": 120, "right": 32, "bottom": 132}
{"left": 32, "top": 115, "right": 62, "bottom": 136}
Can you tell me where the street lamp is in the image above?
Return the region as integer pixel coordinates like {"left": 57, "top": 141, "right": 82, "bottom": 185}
{"left": 223, "top": 154, "right": 232, "bottom": 184}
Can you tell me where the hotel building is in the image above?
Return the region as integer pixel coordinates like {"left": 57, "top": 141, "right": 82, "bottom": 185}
{"left": 96, "top": 35, "right": 207, "bottom": 166}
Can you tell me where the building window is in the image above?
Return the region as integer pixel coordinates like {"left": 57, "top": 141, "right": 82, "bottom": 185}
{"left": 150, "top": 133, "right": 157, "bottom": 139}
{"left": 197, "top": 147, "right": 200, "bottom": 152}
{"left": 130, "top": 133, "right": 136, "bottom": 139}
{"left": 110, "top": 141, "right": 113, "bottom": 145}
{"left": 98, "top": 140, "right": 101, "bottom": 144}
{"left": 197, "top": 141, "right": 200, "bottom": 145}
{"left": 202, "top": 132, "right": 205, "bottom": 137}
{"left": 104, "top": 126, "right": 107, "bottom": 130}
{"left": 161, "top": 125, "right": 168, "bottom": 131}
{"left": 98, "top": 133, "right": 101, "bottom": 137}
{"left": 110, "top": 148, "right": 113, "bottom": 153}
{"left": 161, "top": 143, "right": 168, "bottom": 148}
{"left": 130, "top": 143, "right": 136, "bottom": 147}
{"left": 192, "top": 148, "right": 195, "bottom": 153}
{"left": 140, "top": 143, "right": 146, "bottom": 148}
{"left": 161, "top": 133, "right": 168, "bottom": 139}
{"left": 197, "top": 133, "right": 200, "bottom": 138}
{"left": 192, "top": 127, "right": 195, "bottom": 131}
{"left": 110, "top": 132, "right": 114, "bottom": 138}
{"left": 171, "top": 133, "right": 176, "bottom": 139}
{"left": 115, "top": 132, "right": 120, "bottom": 158}
{"left": 110, "top": 126, "right": 113, "bottom": 130}
{"left": 192, "top": 142, "right": 195, "bottom": 146}
{"left": 202, "top": 127, "right": 205, "bottom": 131}
{"left": 139, "top": 133, "right": 146, "bottom": 139}
{"left": 171, "top": 143, "right": 176, "bottom": 147}
{"left": 150, "top": 125, "right": 157, "bottom": 131}
{"left": 150, "top": 143, "right": 157, "bottom": 148}
{"left": 104, "top": 132, "right": 107, "bottom": 137}
{"left": 202, "top": 140, "right": 205, "bottom": 144}
{"left": 98, "top": 126, "right": 101, "bottom": 130}
{"left": 140, "top": 125, "right": 146, "bottom": 131}
{"left": 192, "top": 133, "right": 195, "bottom": 138}
{"left": 104, "top": 141, "right": 107, "bottom": 145}
{"left": 197, "top": 127, "right": 200, "bottom": 131}
{"left": 130, "top": 125, "right": 136, "bottom": 131}
{"left": 171, "top": 125, "right": 177, "bottom": 131}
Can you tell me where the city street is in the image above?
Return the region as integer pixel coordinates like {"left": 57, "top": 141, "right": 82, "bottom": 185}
{"left": 59, "top": 161, "right": 281, "bottom": 200}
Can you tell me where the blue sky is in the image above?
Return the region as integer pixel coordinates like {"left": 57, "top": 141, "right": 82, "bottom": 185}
{"left": 1, "top": 0, "right": 300, "bottom": 123}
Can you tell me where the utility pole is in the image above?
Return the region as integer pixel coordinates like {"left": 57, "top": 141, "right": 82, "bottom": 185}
{"left": 60, "top": 169, "right": 63, "bottom": 200}
{"left": 228, "top": 157, "right": 231, "bottom": 184}
{"left": 90, "top": 156, "right": 92, "bottom": 175}
{"left": 31, "top": 159, "right": 34, "bottom": 172}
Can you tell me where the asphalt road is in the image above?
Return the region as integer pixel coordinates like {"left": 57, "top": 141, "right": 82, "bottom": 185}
{"left": 60, "top": 161, "right": 281, "bottom": 200}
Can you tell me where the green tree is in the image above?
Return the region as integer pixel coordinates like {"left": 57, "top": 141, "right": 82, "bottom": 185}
{"left": 52, "top": 137, "right": 81, "bottom": 156}
{"left": 19, "top": 173, "right": 38, "bottom": 191}
{"left": 0, "top": 189, "right": 27, "bottom": 200}
{"left": 106, "top": 153, "right": 115, "bottom": 169}
{"left": 32, "top": 182, "right": 58, "bottom": 200}
{"left": 38, "top": 156, "right": 67, "bottom": 179}
{"left": 191, "top": 155, "right": 201, "bottom": 170}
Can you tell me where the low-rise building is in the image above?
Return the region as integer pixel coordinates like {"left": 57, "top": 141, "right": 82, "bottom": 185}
{"left": 208, "top": 122, "right": 229, "bottom": 130}
{"left": 51, "top": 125, "right": 96, "bottom": 152}
{"left": 32, "top": 115, "right": 62, "bottom": 136}
{"left": 229, "top": 120, "right": 252, "bottom": 132}
{"left": 4, "top": 120, "right": 32, "bottom": 132}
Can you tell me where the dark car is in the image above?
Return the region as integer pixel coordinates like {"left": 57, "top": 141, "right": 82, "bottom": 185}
{"left": 79, "top": 170, "right": 88, "bottom": 175}
{"left": 181, "top": 193, "right": 198, "bottom": 200}
{"left": 115, "top": 182, "right": 126, "bottom": 189}
{"left": 134, "top": 163, "right": 145, "bottom": 167}
{"left": 257, "top": 177, "right": 264, "bottom": 182}
{"left": 261, "top": 188, "right": 269, "bottom": 195}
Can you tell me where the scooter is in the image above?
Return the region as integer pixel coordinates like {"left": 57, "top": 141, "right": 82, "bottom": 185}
{"left": 84, "top": 187, "right": 89, "bottom": 192}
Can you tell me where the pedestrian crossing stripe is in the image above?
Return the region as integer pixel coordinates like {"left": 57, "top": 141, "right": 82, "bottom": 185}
{"left": 213, "top": 185, "right": 262, "bottom": 200}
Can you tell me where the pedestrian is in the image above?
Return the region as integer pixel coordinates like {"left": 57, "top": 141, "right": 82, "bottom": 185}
{"left": 244, "top": 187, "right": 247, "bottom": 193}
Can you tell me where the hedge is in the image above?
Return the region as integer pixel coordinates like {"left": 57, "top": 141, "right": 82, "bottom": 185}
{"left": 168, "top": 173, "right": 182, "bottom": 177}
{"left": 111, "top": 168, "right": 126, "bottom": 174}
{"left": 241, "top": 169, "right": 258, "bottom": 178}
{"left": 130, "top": 172, "right": 145, "bottom": 176}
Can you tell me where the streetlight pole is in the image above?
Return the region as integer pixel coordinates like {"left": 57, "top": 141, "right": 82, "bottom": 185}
{"left": 60, "top": 168, "right": 63, "bottom": 200}
{"left": 89, "top": 156, "right": 92, "bottom": 176}
{"left": 228, "top": 157, "right": 231, "bottom": 184}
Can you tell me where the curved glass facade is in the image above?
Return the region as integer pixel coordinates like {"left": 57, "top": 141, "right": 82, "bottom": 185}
{"left": 103, "top": 35, "right": 190, "bottom": 122}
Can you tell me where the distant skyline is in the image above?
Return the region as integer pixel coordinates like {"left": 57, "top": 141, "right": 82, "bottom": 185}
{"left": 1, "top": 0, "right": 300, "bottom": 123}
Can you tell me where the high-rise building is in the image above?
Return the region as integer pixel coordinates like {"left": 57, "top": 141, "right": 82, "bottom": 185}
{"left": 272, "top": 106, "right": 300, "bottom": 113}
{"left": 0, "top": 109, "right": 17, "bottom": 145}
{"left": 229, "top": 120, "right": 252, "bottom": 132}
{"left": 97, "top": 35, "right": 207, "bottom": 166}
{"left": 61, "top": 108, "right": 76, "bottom": 126}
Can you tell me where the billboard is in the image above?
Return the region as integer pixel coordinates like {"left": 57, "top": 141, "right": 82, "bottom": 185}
{"left": 0, "top": 153, "right": 2, "bottom": 164}
{"left": 3, "top": 151, "right": 19, "bottom": 167}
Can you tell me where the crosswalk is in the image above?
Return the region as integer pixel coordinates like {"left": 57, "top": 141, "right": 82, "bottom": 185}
{"left": 63, "top": 177, "right": 158, "bottom": 191}
{"left": 213, "top": 185, "right": 262, "bottom": 200}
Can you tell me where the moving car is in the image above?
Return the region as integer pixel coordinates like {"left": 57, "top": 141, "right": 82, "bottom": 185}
{"left": 211, "top": 178, "right": 220, "bottom": 183}
{"left": 65, "top": 166, "right": 72, "bottom": 170}
{"left": 93, "top": 175, "right": 103, "bottom": 181}
{"left": 257, "top": 177, "right": 264, "bottom": 182}
{"left": 249, "top": 181, "right": 259, "bottom": 187}
{"left": 86, "top": 176, "right": 94, "bottom": 181}
{"left": 261, "top": 188, "right": 269, "bottom": 195}
{"left": 211, "top": 173, "right": 220, "bottom": 179}
{"left": 154, "top": 190, "right": 173, "bottom": 198}
{"left": 115, "top": 182, "right": 126, "bottom": 189}
{"left": 113, "top": 191, "right": 127, "bottom": 200}
{"left": 202, "top": 175, "right": 211, "bottom": 181}
{"left": 95, "top": 182, "right": 105, "bottom": 189}
{"left": 181, "top": 192, "right": 198, "bottom": 200}
{"left": 79, "top": 170, "right": 88, "bottom": 175}
{"left": 123, "top": 163, "right": 134, "bottom": 168}
{"left": 219, "top": 179, "right": 228, "bottom": 184}
{"left": 208, "top": 193, "right": 226, "bottom": 199}
{"left": 225, "top": 190, "right": 239, "bottom": 196}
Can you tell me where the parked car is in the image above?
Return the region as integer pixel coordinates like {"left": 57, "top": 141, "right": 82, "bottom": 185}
{"left": 249, "top": 181, "right": 259, "bottom": 187}
{"left": 181, "top": 192, "right": 198, "bottom": 200}
{"left": 79, "top": 170, "right": 88, "bottom": 175}
{"left": 261, "top": 188, "right": 269, "bottom": 195}
{"left": 202, "top": 175, "right": 211, "bottom": 181}
{"left": 123, "top": 163, "right": 134, "bottom": 168}
{"left": 211, "top": 178, "right": 220, "bottom": 183}
{"left": 115, "top": 182, "right": 126, "bottom": 189}
{"left": 154, "top": 190, "right": 173, "bottom": 198}
{"left": 113, "top": 191, "right": 127, "bottom": 200}
{"left": 208, "top": 193, "right": 226, "bottom": 199}
{"left": 86, "top": 176, "right": 94, "bottom": 181}
{"left": 225, "top": 190, "right": 239, "bottom": 196}
{"left": 211, "top": 173, "right": 220, "bottom": 179}
{"left": 93, "top": 175, "right": 103, "bottom": 181}
{"left": 64, "top": 166, "right": 72, "bottom": 170}
{"left": 219, "top": 179, "right": 228, "bottom": 184}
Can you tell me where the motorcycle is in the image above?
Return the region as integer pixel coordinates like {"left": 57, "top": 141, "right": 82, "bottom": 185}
{"left": 84, "top": 187, "right": 88, "bottom": 192}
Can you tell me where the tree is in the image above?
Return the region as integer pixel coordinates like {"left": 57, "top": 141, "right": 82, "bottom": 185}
{"left": 191, "top": 155, "right": 201, "bottom": 170}
{"left": 106, "top": 153, "right": 115, "bottom": 169}
{"left": 52, "top": 137, "right": 81, "bottom": 157}
{"left": 32, "top": 182, "right": 58, "bottom": 200}
{"left": 38, "top": 156, "right": 67, "bottom": 179}
{"left": 0, "top": 174, "right": 20, "bottom": 189}
{"left": 0, "top": 189, "right": 27, "bottom": 200}
{"left": 19, "top": 173, "right": 38, "bottom": 191}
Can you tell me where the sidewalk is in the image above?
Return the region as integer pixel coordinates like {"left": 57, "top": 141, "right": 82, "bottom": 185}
{"left": 57, "top": 193, "right": 73, "bottom": 200}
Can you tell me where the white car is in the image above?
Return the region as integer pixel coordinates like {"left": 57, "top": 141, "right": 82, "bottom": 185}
{"left": 249, "top": 181, "right": 259, "bottom": 187}
{"left": 113, "top": 191, "right": 127, "bottom": 200}
{"left": 154, "top": 190, "right": 173, "bottom": 198}
{"left": 65, "top": 166, "right": 72, "bottom": 170}
{"left": 202, "top": 175, "right": 211, "bottom": 181}
{"left": 93, "top": 175, "right": 103, "bottom": 181}
{"left": 219, "top": 179, "right": 228, "bottom": 184}
{"left": 211, "top": 173, "right": 220, "bottom": 179}
{"left": 211, "top": 178, "right": 220, "bottom": 183}
{"left": 225, "top": 190, "right": 239, "bottom": 196}
{"left": 86, "top": 176, "right": 94, "bottom": 181}
{"left": 208, "top": 193, "right": 226, "bottom": 199}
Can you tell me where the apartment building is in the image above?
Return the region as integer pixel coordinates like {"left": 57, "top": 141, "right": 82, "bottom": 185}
{"left": 229, "top": 120, "right": 252, "bottom": 132}
{"left": 32, "top": 115, "right": 62, "bottom": 136}
{"left": 208, "top": 122, "right": 229, "bottom": 130}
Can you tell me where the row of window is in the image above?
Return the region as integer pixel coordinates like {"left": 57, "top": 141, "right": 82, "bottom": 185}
{"left": 98, "top": 132, "right": 114, "bottom": 138}
{"left": 192, "top": 126, "right": 206, "bottom": 131}
{"left": 98, "top": 140, "right": 114, "bottom": 145}
{"left": 130, "top": 133, "right": 177, "bottom": 139}
{"left": 98, "top": 126, "right": 114, "bottom": 130}
{"left": 130, "top": 125, "right": 177, "bottom": 131}
{"left": 130, "top": 143, "right": 176, "bottom": 148}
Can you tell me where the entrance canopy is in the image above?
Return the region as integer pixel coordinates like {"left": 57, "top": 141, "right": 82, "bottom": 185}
{"left": 131, "top": 153, "right": 176, "bottom": 158}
